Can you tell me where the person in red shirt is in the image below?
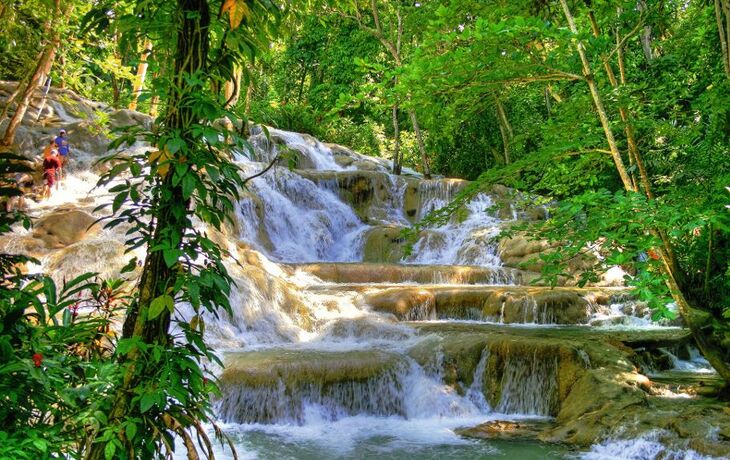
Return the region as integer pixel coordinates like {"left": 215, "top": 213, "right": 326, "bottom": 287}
{"left": 42, "top": 143, "right": 62, "bottom": 199}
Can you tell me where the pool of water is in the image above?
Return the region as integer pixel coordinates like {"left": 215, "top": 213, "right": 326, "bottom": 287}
{"left": 198, "top": 428, "right": 571, "bottom": 460}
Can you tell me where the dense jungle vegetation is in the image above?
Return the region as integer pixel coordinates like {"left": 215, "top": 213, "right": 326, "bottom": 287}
{"left": 0, "top": 0, "right": 729, "bottom": 458}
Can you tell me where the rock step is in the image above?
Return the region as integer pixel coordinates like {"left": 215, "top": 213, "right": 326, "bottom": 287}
{"left": 216, "top": 349, "right": 407, "bottom": 424}
{"left": 288, "top": 262, "right": 539, "bottom": 286}
{"left": 356, "top": 285, "right": 635, "bottom": 325}
{"left": 216, "top": 326, "right": 695, "bottom": 426}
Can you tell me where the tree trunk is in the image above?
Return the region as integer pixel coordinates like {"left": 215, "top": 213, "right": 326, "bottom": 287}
{"left": 636, "top": 1, "right": 653, "bottom": 64}
{"left": 241, "top": 75, "right": 254, "bottom": 137}
{"left": 591, "top": 8, "right": 682, "bottom": 276}
{"left": 715, "top": 0, "right": 730, "bottom": 78}
{"left": 408, "top": 109, "right": 431, "bottom": 179}
{"left": 129, "top": 39, "right": 152, "bottom": 111}
{"left": 58, "top": 54, "right": 66, "bottom": 89}
{"left": 1, "top": 47, "right": 57, "bottom": 146}
{"left": 111, "top": 76, "right": 120, "bottom": 108}
{"left": 495, "top": 95, "right": 513, "bottom": 164}
{"left": 559, "top": 0, "right": 634, "bottom": 191}
{"left": 84, "top": 1, "right": 210, "bottom": 457}
{"left": 296, "top": 63, "right": 309, "bottom": 103}
{"left": 224, "top": 65, "right": 242, "bottom": 108}
{"left": 1, "top": 0, "right": 61, "bottom": 146}
{"left": 392, "top": 103, "right": 401, "bottom": 175}
{"left": 563, "top": 0, "right": 730, "bottom": 383}
{"left": 661, "top": 256, "right": 730, "bottom": 383}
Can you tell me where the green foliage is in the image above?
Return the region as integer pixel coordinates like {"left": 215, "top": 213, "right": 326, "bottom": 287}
{"left": 403, "top": 0, "right": 730, "bottom": 362}
{"left": 0, "top": 148, "right": 126, "bottom": 459}
{"left": 76, "top": 1, "right": 285, "bottom": 458}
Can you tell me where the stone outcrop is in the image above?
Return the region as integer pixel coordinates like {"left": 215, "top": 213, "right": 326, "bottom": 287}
{"left": 216, "top": 349, "right": 407, "bottom": 424}
{"left": 498, "top": 233, "right": 595, "bottom": 278}
{"left": 362, "top": 226, "right": 407, "bottom": 263}
{"left": 289, "top": 262, "right": 533, "bottom": 285}
{"left": 32, "top": 208, "right": 99, "bottom": 249}
{"left": 362, "top": 285, "right": 625, "bottom": 324}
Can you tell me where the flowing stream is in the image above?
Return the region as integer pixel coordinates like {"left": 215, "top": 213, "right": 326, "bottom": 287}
{"left": 8, "top": 118, "right": 719, "bottom": 459}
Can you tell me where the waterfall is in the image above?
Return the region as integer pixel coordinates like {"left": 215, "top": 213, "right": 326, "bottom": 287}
{"left": 236, "top": 168, "right": 366, "bottom": 263}
{"left": 13, "top": 103, "right": 690, "bottom": 458}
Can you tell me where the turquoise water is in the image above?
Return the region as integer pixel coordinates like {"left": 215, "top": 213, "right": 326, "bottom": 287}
{"left": 191, "top": 425, "right": 572, "bottom": 460}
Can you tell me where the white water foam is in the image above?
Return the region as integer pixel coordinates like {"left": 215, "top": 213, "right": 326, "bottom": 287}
{"left": 582, "top": 430, "right": 720, "bottom": 460}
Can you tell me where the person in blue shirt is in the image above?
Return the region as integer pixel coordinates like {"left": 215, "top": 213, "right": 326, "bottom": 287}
{"left": 54, "top": 129, "right": 70, "bottom": 166}
{"left": 54, "top": 129, "right": 70, "bottom": 182}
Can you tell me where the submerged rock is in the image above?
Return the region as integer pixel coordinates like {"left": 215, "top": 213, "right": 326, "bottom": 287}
{"left": 457, "top": 419, "right": 555, "bottom": 441}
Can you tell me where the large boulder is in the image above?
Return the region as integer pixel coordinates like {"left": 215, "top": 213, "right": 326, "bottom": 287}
{"left": 45, "top": 239, "right": 128, "bottom": 284}
{"left": 32, "top": 209, "right": 99, "bottom": 249}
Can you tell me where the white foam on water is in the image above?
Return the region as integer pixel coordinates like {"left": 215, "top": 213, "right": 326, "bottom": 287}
{"left": 582, "top": 430, "right": 720, "bottom": 460}
{"left": 665, "top": 347, "right": 716, "bottom": 374}
{"left": 406, "top": 193, "right": 503, "bottom": 267}
{"left": 247, "top": 127, "right": 348, "bottom": 172}
{"left": 236, "top": 167, "right": 366, "bottom": 263}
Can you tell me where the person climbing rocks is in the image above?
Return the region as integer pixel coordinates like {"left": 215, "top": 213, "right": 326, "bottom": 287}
{"left": 4, "top": 172, "right": 34, "bottom": 212}
{"left": 42, "top": 143, "right": 62, "bottom": 199}
{"left": 54, "top": 128, "right": 70, "bottom": 176}
{"left": 41, "top": 138, "right": 62, "bottom": 185}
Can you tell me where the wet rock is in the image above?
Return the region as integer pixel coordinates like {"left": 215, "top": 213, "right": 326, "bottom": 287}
{"left": 457, "top": 419, "right": 555, "bottom": 441}
{"left": 289, "top": 262, "right": 533, "bottom": 285}
{"left": 217, "top": 349, "right": 407, "bottom": 424}
{"left": 498, "top": 233, "right": 595, "bottom": 276}
{"left": 45, "top": 238, "right": 127, "bottom": 284}
{"left": 32, "top": 209, "right": 99, "bottom": 248}
{"left": 362, "top": 288, "right": 436, "bottom": 320}
{"left": 362, "top": 226, "right": 407, "bottom": 263}
{"left": 108, "top": 108, "right": 153, "bottom": 130}
{"left": 363, "top": 285, "right": 615, "bottom": 324}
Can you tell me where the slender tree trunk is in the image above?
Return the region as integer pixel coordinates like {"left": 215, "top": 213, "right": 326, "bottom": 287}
{"left": 592, "top": 9, "right": 681, "bottom": 274}
{"left": 563, "top": 0, "right": 730, "bottom": 383}
{"left": 715, "top": 0, "right": 730, "bottom": 78}
{"left": 588, "top": 11, "right": 642, "bottom": 193}
{"left": 392, "top": 103, "right": 401, "bottom": 175}
{"left": 85, "top": 1, "right": 210, "bottom": 457}
{"left": 129, "top": 39, "right": 152, "bottom": 111}
{"left": 408, "top": 109, "right": 431, "bottom": 179}
{"left": 344, "top": 2, "right": 432, "bottom": 177}
{"left": 296, "top": 63, "right": 308, "bottom": 103}
{"left": 1, "top": 43, "right": 58, "bottom": 146}
{"left": 224, "top": 65, "right": 242, "bottom": 108}
{"left": 58, "top": 55, "right": 66, "bottom": 89}
{"left": 559, "top": 0, "right": 634, "bottom": 191}
{"left": 111, "top": 76, "right": 120, "bottom": 108}
{"left": 636, "top": 1, "right": 653, "bottom": 64}
{"left": 149, "top": 94, "right": 160, "bottom": 116}
{"left": 242, "top": 75, "right": 254, "bottom": 137}
{"left": 661, "top": 256, "right": 730, "bottom": 383}
{"left": 495, "top": 95, "right": 513, "bottom": 164}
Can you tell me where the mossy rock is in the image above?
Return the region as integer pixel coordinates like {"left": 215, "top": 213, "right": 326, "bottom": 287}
{"left": 220, "top": 349, "right": 405, "bottom": 387}
{"left": 362, "top": 225, "right": 407, "bottom": 263}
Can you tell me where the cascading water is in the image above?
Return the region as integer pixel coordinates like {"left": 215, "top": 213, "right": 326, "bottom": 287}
{"left": 11, "top": 97, "right": 717, "bottom": 458}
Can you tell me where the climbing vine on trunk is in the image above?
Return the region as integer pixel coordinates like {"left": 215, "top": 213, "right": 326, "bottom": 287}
{"left": 82, "top": 0, "right": 282, "bottom": 457}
